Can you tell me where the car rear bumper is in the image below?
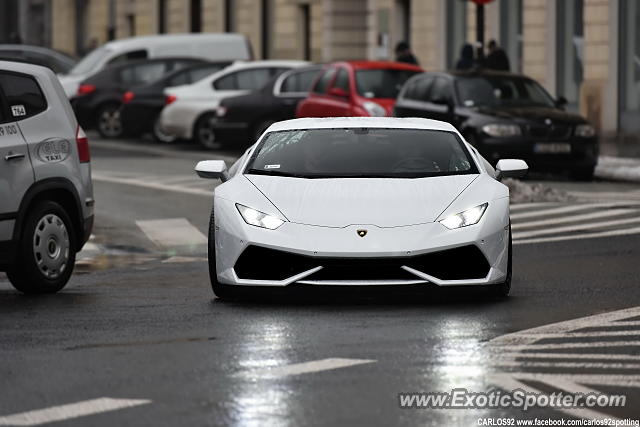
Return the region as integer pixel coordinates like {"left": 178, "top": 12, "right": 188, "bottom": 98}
{"left": 213, "top": 197, "right": 510, "bottom": 287}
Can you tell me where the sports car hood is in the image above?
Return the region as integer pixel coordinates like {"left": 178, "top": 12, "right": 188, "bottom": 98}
{"left": 246, "top": 175, "right": 478, "bottom": 228}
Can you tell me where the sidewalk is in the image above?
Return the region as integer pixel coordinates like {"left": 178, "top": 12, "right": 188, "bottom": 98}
{"left": 596, "top": 139, "right": 640, "bottom": 182}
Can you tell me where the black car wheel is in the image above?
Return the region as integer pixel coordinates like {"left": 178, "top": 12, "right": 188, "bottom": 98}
{"left": 569, "top": 165, "right": 595, "bottom": 181}
{"left": 253, "top": 120, "right": 275, "bottom": 143}
{"left": 7, "top": 201, "right": 77, "bottom": 294}
{"left": 152, "top": 116, "right": 177, "bottom": 143}
{"left": 208, "top": 209, "right": 238, "bottom": 299}
{"left": 194, "top": 113, "right": 217, "bottom": 149}
{"left": 97, "top": 103, "right": 124, "bottom": 138}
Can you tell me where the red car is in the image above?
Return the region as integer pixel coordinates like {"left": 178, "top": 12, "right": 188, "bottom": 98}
{"left": 296, "top": 61, "right": 423, "bottom": 118}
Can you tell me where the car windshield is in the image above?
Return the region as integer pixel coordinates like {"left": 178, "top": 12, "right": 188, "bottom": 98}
{"left": 68, "top": 47, "right": 110, "bottom": 75}
{"left": 245, "top": 128, "right": 477, "bottom": 179}
{"left": 455, "top": 76, "right": 556, "bottom": 108}
{"left": 355, "top": 69, "right": 421, "bottom": 99}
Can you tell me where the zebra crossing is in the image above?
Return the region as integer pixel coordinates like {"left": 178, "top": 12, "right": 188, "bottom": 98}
{"left": 488, "top": 306, "right": 640, "bottom": 421}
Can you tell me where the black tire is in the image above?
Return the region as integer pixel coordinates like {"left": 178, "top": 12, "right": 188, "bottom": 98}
{"left": 488, "top": 224, "right": 512, "bottom": 298}
{"left": 194, "top": 113, "right": 217, "bottom": 149}
{"left": 96, "top": 103, "right": 124, "bottom": 139}
{"left": 252, "top": 119, "right": 275, "bottom": 142}
{"left": 208, "top": 209, "right": 238, "bottom": 299}
{"left": 569, "top": 165, "right": 595, "bottom": 181}
{"left": 6, "top": 201, "right": 77, "bottom": 294}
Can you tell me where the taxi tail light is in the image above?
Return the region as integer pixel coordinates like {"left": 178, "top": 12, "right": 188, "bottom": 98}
{"left": 76, "top": 125, "right": 90, "bottom": 163}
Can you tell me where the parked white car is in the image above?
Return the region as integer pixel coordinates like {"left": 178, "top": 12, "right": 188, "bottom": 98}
{"left": 160, "top": 60, "right": 309, "bottom": 147}
{"left": 58, "top": 33, "right": 252, "bottom": 98}
{"left": 0, "top": 61, "right": 93, "bottom": 293}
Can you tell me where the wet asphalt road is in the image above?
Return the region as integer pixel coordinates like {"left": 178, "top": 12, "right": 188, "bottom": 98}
{"left": 0, "top": 138, "right": 639, "bottom": 426}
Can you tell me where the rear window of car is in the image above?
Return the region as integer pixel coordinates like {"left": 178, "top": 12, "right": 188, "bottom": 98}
{"left": 0, "top": 72, "right": 47, "bottom": 120}
{"left": 312, "top": 68, "right": 336, "bottom": 94}
{"left": 279, "top": 69, "right": 320, "bottom": 94}
{"left": 214, "top": 68, "right": 283, "bottom": 91}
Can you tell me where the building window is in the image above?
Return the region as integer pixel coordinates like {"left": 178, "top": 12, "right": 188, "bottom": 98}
{"left": 446, "top": 0, "right": 467, "bottom": 69}
{"left": 619, "top": 0, "right": 640, "bottom": 133}
{"left": 126, "top": 13, "right": 136, "bottom": 37}
{"left": 191, "top": 0, "right": 202, "bottom": 32}
{"left": 395, "top": 0, "right": 410, "bottom": 46}
{"left": 225, "top": 0, "right": 235, "bottom": 32}
{"left": 261, "top": 0, "right": 272, "bottom": 59}
{"left": 299, "top": 4, "right": 311, "bottom": 61}
{"left": 158, "top": 0, "right": 166, "bottom": 33}
{"left": 499, "top": 0, "right": 522, "bottom": 73}
{"left": 556, "top": 0, "right": 583, "bottom": 112}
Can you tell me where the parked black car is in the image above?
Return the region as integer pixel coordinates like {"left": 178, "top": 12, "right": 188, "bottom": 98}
{"left": 212, "top": 65, "right": 322, "bottom": 145}
{"left": 0, "top": 44, "right": 77, "bottom": 74}
{"left": 394, "top": 70, "right": 598, "bottom": 179}
{"left": 120, "top": 61, "right": 231, "bottom": 142}
{"left": 70, "top": 57, "right": 206, "bottom": 138}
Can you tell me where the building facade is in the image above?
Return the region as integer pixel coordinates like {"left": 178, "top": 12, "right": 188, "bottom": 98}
{"left": 3, "top": 0, "right": 637, "bottom": 138}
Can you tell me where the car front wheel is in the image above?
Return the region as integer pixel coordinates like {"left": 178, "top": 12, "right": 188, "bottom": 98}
{"left": 7, "top": 201, "right": 77, "bottom": 294}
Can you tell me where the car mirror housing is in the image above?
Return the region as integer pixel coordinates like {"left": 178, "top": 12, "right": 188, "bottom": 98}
{"left": 195, "top": 160, "right": 229, "bottom": 182}
{"left": 495, "top": 159, "right": 528, "bottom": 180}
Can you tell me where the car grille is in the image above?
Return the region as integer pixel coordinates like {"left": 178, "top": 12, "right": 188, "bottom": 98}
{"left": 233, "top": 245, "right": 490, "bottom": 282}
{"left": 527, "top": 124, "right": 572, "bottom": 141}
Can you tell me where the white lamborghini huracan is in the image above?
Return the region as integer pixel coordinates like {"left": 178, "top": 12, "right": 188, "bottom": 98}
{"left": 195, "top": 117, "right": 527, "bottom": 298}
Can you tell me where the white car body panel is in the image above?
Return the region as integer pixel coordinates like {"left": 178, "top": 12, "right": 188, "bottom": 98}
{"left": 204, "top": 117, "right": 516, "bottom": 288}
{"left": 160, "top": 60, "right": 309, "bottom": 140}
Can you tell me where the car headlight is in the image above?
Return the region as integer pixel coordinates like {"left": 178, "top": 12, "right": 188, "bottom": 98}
{"left": 236, "top": 204, "right": 285, "bottom": 230}
{"left": 363, "top": 101, "right": 387, "bottom": 117}
{"left": 439, "top": 203, "right": 488, "bottom": 230}
{"left": 575, "top": 124, "right": 595, "bottom": 138}
{"left": 482, "top": 123, "right": 521, "bottom": 137}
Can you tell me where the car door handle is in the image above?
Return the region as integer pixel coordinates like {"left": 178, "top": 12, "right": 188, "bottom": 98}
{"left": 4, "top": 152, "right": 25, "bottom": 161}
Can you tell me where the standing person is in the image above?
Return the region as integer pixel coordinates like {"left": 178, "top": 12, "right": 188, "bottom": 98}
{"left": 455, "top": 44, "right": 475, "bottom": 70}
{"left": 485, "top": 39, "right": 510, "bottom": 71}
{"left": 395, "top": 41, "right": 419, "bottom": 66}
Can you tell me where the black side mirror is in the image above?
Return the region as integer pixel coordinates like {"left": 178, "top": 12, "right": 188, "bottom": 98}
{"left": 556, "top": 96, "right": 568, "bottom": 108}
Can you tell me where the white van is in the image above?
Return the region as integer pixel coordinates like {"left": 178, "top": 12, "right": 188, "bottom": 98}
{"left": 58, "top": 33, "right": 252, "bottom": 97}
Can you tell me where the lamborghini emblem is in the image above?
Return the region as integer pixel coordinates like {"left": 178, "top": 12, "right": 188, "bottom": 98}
{"left": 357, "top": 229, "right": 368, "bottom": 237}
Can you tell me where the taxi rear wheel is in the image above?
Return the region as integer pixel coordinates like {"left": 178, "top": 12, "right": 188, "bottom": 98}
{"left": 7, "top": 201, "right": 76, "bottom": 294}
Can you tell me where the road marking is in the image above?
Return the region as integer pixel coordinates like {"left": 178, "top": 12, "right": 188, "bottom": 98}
{"left": 93, "top": 172, "right": 213, "bottom": 197}
{"left": 510, "top": 202, "right": 640, "bottom": 220}
{"left": 509, "top": 202, "right": 559, "bottom": 211}
{"left": 513, "top": 216, "right": 640, "bottom": 239}
{"left": 136, "top": 218, "right": 207, "bottom": 247}
{"left": 0, "top": 398, "right": 151, "bottom": 426}
{"left": 489, "top": 306, "right": 640, "bottom": 421}
{"left": 512, "top": 208, "right": 634, "bottom": 230}
{"left": 513, "top": 225, "right": 640, "bottom": 245}
{"left": 252, "top": 358, "right": 376, "bottom": 378}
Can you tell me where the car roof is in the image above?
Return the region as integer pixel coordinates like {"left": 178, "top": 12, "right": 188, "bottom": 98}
{"left": 102, "top": 33, "right": 247, "bottom": 51}
{"left": 0, "top": 59, "right": 53, "bottom": 75}
{"left": 337, "top": 61, "right": 423, "bottom": 71}
{"left": 429, "top": 68, "right": 533, "bottom": 79}
{"left": 268, "top": 117, "right": 457, "bottom": 133}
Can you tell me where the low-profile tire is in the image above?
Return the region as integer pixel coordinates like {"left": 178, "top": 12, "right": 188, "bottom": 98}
{"left": 152, "top": 115, "right": 177, "bottom": 143}
{"left": 208, "top": 209, "right": 238, "bottom": 299}
{"left": 6, "top": 201, "right": 77, "bottom": 294}
{"left": 487, "top": 224, "right": 512, "bottom": 298}
{"left": 194, "top": 113, "right": 217, "bottom": 149}
{"left": 569, "top": 165, "right": 595, "bottom": 181}
{"left": 96, "top": 103, "right": 124, "bottom": 139}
